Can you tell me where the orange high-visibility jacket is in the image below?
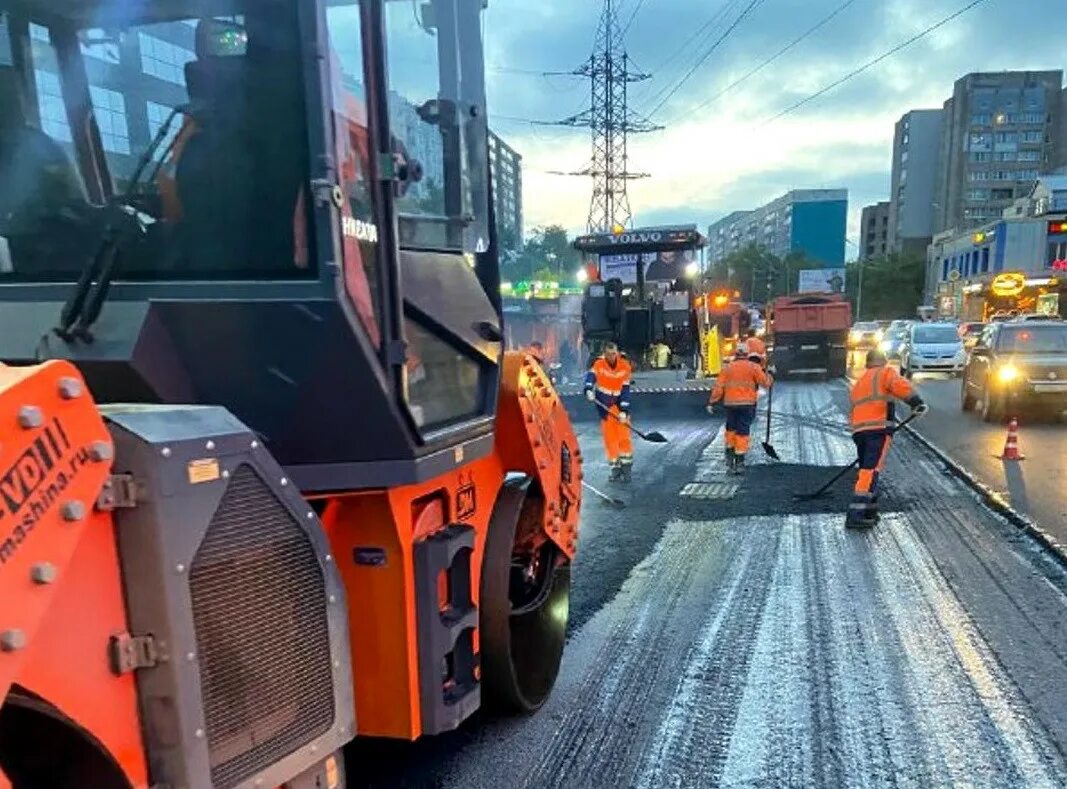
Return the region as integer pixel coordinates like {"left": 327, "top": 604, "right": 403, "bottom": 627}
{"left": 584, "top": 355, "right": 633, "bottom": 415}
{"left": 710, "top": 358, "right": 772, "bottom": 406}
{"left": 850, "top": 365, "right": 917, "bottom": 433}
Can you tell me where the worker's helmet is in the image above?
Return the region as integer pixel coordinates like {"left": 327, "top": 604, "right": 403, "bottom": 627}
{"left": 865, "top": 349, "right": 888, "bottom": 368}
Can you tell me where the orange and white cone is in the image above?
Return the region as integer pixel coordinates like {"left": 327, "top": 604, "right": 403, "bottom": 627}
{"left": 996, "top": 416, "right": 1025, "bottom": 460}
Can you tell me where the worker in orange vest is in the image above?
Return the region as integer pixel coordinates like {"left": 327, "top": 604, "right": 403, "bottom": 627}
{"left": 526, "top": 341, "right": 545, "bottom": 365}
{"left": 708, "top": 343, "right": 773, "bottom": 474}
{"left": 744, "top": 328, "right": 767, "bottom": 368}
{"left": 848, "top": 349, "right": 927, "bottom": 527}
{"left": 584, "top": 342, "right": 634, "bottom": 482}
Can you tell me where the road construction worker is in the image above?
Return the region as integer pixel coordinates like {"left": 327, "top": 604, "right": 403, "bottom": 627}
{"left": 585, "top": 342, "right": 634, "bottom": 482}
{"left": 708, "top": 343, "right": 773, "bottom": 474}
{"left": 848, "top": 349, "right": 927, "bottom": 527}
{"left": 744, "top": 328, "right": 767, "bottom": 368}
{"left": 526, "top": 341, "right": 545, "bottom": 365}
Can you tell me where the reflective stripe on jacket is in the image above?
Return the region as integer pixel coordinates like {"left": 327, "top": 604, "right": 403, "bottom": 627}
{"left": 710, "top": 358, "right": 772, "bottom": 406}
{"left": 584, "top": 356, "right": 633, "bottom": 415}
{"left": 849, "top": 365, "right": 915, "bottom": 433}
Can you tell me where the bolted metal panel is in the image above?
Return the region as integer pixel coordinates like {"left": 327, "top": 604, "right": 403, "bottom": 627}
{"left": 191, "top": 464, "right": 334, "bottom": 788}
{"left": 103, "top": 404, "right": 354, "bottom": 789}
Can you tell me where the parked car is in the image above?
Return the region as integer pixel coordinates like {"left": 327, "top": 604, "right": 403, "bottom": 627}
{"left": 961, "top": 320, "right": 1067, "bottom": 421}
{"left": 958, "top": 321, "right": 986, "bottom": 349}
{"left": 879, "top": 326, "right": 910, "bottom": 361}
{"left": 848, "top": 321, "right": 882, "bottom": 349}
{"left": 900, "top": 322, "right": 966, "bottom": 378}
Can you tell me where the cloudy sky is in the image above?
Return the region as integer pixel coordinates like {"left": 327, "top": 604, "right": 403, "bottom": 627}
{"left": 482, "top": 0, "right": 1063, "bottom": 249}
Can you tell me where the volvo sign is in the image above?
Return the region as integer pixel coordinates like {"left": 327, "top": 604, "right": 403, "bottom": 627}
{"left": 574, "top": 225, "right": 705, "bottom": 254}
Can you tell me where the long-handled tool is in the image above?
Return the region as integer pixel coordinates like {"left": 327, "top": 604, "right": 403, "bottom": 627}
{"left": 594, "top": 400, "right": 669, "bottom": 443}
{"left": 582, "top": 480, "right": 626, "bottom": 508}
{"left": 792, "top": 413, "right": 920, "bottom": 501}
{"left": 761, "top": 386, "right": 780, "bottom": 460}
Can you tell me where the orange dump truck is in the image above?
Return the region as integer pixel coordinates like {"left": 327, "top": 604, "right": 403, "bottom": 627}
{"left": 768, "top": 294, "right": 852, "bottom": 378}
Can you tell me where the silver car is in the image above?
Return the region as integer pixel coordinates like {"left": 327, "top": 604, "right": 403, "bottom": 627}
{"left": 901, "top": 323, "right": 966, "bottom": 378}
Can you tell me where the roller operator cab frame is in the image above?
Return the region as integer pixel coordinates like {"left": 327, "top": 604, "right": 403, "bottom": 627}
{"left": 0, "top": 1, "right": 582, "bottom": 787}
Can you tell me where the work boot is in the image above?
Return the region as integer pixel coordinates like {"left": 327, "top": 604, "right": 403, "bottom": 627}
{"left": 618, "top": 464, "right": 632, "bottom": 484}
{"left": 732, "top": 454, "right": 746, "bottom": 476}
{"left": 845, "top": 509, "right": 879, "bottom": 529}
{"left": 609, "top": 462, "right": 622, "bottom": 482}
{"left": 725, "top": 446, "right": 736, "bottom": 469}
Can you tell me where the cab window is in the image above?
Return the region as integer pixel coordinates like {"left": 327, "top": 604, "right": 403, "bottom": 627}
{"left": 0, "top": 2, "right": 316, "bottom": 282}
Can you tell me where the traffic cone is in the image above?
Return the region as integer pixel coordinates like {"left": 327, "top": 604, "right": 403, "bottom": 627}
{"left": 996, "top": 416, "right": 1025, "bottom": 460}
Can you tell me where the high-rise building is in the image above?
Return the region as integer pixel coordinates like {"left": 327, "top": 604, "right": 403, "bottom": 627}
{"left": 859, "top": 201, "right": 890, "bottom": 260}
{"left": 935, "top": 71, "right": 1065, "bottom": 235}
{"left": 707, "top": 189, "right": 847, "bottom": 266}
{"left": 489, "top": 131, "right": 523, "bottom": 254}
{"left": 888, "top": 109, "right": 943, "bottom": 255}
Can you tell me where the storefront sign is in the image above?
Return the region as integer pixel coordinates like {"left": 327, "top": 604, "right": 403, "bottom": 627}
{"left": 990, "top": 272, "right": 1026, "bottom": 297}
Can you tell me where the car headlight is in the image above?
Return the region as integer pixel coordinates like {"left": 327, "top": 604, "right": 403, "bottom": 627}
{"left": 849, "top": 330, "right": 861, "bottom": 340}
{"left": 880, "top": 340, "right": 892, "bottom": 352}
{"left": 996, "top": 364, "right": 1019, "bottom": 383}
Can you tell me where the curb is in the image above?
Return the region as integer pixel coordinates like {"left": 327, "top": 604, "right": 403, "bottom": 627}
{"left": 901, "top": 422, "right": 1067, "bottom": 569}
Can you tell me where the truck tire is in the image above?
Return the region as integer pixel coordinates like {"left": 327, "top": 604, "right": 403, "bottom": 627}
{"left": 480, "top": 479, "right": 570, "bottom": 714}
{"left": 980, "top": 385, "right": 1002, "bottom": 423}
{"left": 960, "top": 376, "right": 976, "bottom": 412}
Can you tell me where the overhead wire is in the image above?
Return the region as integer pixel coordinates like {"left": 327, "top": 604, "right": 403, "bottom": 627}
{"left": 645, "top": 0, "right": 742, "bottom": 77}
{"left": 621, "top": 0, "right": 650, "bottom": 35}
{"left": 758, "top": 0, "right": 991, "bottom": 127}
{"left": 644, "top": 0, "right": 770, "bottom": 119}
{"left": 665, "top": 0, "right": 860, "bottom": 126}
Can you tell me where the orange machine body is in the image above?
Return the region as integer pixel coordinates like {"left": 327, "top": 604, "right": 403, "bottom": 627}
{"left": 1, "top": 350, "right": 580, "bottom": 775}
{"left": 0, "top": 362, "right": 149, "bottom": 789}
{"left": 320, "top": 351, "right": 580, "bottom": 739}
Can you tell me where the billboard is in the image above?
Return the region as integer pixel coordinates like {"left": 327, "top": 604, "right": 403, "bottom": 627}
{"left": 797, "top": 267, "right": 846, "bottom": 294}
{"left": 599, "top": 250, "right": 694, "bottom": 284}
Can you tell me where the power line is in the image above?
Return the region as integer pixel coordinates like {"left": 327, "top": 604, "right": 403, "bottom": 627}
{"left": 645, "top": 0, "right": 770, "bottom": 119}
{"left": 621, "top": 0, "right": 650, "bottom": 35}
{"left": 647, "top": 0, "right": 741, "bottom": 77}
{"left": 666, "top": 0, "right": 860, "bottom": 125}
{"left": 760, "top": 0, "right": 991, "bottom": 127}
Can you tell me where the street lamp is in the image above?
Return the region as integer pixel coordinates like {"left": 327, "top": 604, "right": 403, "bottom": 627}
{"left": 685, "top": 261, "right": 699, "bottom": 278}
{"left": 576, "top": 267, "right": 589, "bottom": 284}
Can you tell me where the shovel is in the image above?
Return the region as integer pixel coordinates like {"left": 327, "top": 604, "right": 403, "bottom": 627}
{"left": 761, "top": 385, "right": 780, "bottom": 461}
{"left": 792, "top": 413, "right": 920, "bottom": 501}
{"left": 594, "top": 400, "right": 669, "bottom": 443}
{"left": 582, "top": 480, "right": 626, "bottom": 509}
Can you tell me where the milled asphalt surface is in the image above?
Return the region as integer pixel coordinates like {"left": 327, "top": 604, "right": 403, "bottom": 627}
{"left": 352, "top": 381, "right": 1067, "bottom": 788}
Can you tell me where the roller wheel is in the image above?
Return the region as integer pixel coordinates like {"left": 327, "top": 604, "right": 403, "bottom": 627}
{"left": 481, "top": 480, "right": 571, "bottom": 714}
{"left": 0, "top": 687, "right": 130, "bottom": 789}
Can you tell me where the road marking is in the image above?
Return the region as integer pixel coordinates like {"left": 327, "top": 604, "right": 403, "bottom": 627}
{"left": 679, "top": 481, "right": 739, "bottom": 499}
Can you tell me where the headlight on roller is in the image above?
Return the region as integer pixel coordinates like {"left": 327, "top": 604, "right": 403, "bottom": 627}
{"left": 996, "top": 364, "right": 1019, "bottom": 383}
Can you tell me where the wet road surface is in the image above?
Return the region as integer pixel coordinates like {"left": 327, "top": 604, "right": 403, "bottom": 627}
{"left": 355, "top": 381, "right": 1067, "bottom": 788}
{"left": 906, "top": 374, "right": 1067, "bottom": 545}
